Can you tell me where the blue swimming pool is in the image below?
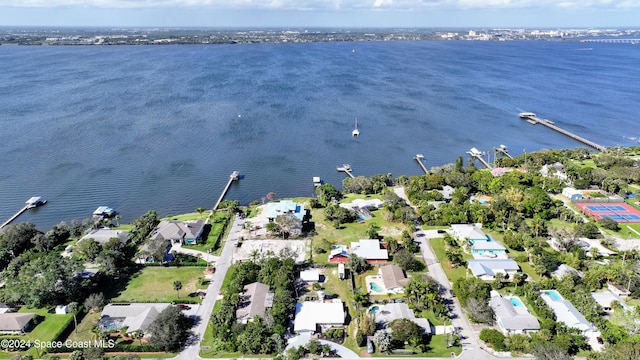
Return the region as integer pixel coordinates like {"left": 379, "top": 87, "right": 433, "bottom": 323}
{"left": 369, "top": 282, "right": 383, "bottom": 292}
{"left": 544, "top": 290, "right": 563, "bottom": 301}
{"left": 509, "top": 297, "right": 524, "bottom": 307}
{"left": 369, "top": 305, "right": 380, "bottom": 314}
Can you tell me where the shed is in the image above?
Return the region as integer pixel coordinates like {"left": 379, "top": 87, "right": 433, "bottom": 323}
{"left": 55, "top": 305, "right": 69, "bottom": 314}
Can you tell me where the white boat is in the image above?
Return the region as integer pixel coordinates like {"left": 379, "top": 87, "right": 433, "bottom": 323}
{"left": 352, "top": 118, "right": 359, "bottom": 137}
{"left": 519, "top": 112, "right": 536, "bottom": 118}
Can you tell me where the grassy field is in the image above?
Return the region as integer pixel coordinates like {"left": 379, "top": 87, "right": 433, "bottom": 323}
{"left": 182, "top": 212, "right": 231, "bottom": 253}
{"left": 65, "top": 311, "right": 101, "bottom": 343}
{"left": 112, "top": 267, "right": 206, "bottom": 303}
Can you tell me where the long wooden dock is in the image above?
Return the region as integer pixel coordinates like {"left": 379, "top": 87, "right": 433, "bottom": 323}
{"left": 213, "top": 171, "right": 240, "bottom": 210}
{"left": 336, "top": 164, "right": 355, "bottom": 178}
{"left": 414, "top": 154, "right": 428, "bottom": 174}
{"left": 0, "top": 205, "right": 30, "bottom": 229}
{"left": 466, "top": 148, "right": 493, "bottom": 169}
{"left": 494, "top": 145, "right": 513, "bottom": 159}
{"left": 519, "top": 113, "right": 607, "bottom": 152}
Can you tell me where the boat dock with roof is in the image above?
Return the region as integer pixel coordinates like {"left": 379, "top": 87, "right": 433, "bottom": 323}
{"left": 0, "top": 197, "right": 47, "bottom": 229}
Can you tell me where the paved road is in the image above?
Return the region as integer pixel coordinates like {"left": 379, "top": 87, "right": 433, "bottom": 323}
{"left": 175, "top": 215, "right": 244, "bottom": 360}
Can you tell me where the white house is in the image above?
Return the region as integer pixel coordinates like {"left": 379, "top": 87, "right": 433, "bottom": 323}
{"left": 467, "top": 259, "right": 520, "bottom": 280}
{"left": 79, "top": 229, "right": 128, "bottom": 245}
{"left": 300, "top": 269, "right": 320, "bottom": 283}
{"left": 350, "top": 239, "right": 388, "bottom": 263}
{"left": 540, "top": 290, "right": 595, "bottom": 334}
{"left": 489, "top": 291, "right": 540, "bottom": 335}
{"left": 372, "top": 303, "right": 431, "bottom": 334}
{"left": 98, "top": 303, "right": 171, "bottom": 335}
{"left": 293, "top": 300, "right": 345, "bottom": 334}
{"left": 450, "top": 224, "right": 488, "bottom": 244}
{"left": 562, "top": 187, "right": 583, "bottom": 201}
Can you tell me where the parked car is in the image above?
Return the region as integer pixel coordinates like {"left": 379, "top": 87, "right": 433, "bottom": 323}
{"left": 176, "top": 304, "right": 191, "bottom": 310}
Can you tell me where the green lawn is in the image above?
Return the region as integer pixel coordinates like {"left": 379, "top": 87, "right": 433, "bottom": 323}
{"left": 183, "top": 212, "right": 230, "bottom": 253}
{"left": 370, "top": 334, "right": 461, "bottom": 357}
{"left": 163, "top": 212, "right": 207, "bottom": 221}
{"left": 0, "top": 307, "right": 74, "bottom": 358}
{"left": 112, "top": 267, "right": 206, "bottom": 303}
{"left": 429, "top": 238, "right": 468, "bottom": 283}
{"left": 65, "top": 311, "right": 101, "bottom": 343}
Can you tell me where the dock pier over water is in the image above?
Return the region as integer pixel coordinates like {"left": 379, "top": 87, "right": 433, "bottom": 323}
{"left": 213, "top": 171, "right": 240, "bottom": 210}
{"left": 519, "top": 113, "right": 607, "bottom": 152}
{"left": 414, "top": 154, "right": 428, "bottom": 174}
{"left": 336, "top": 164, "right": 355, "bottom": 178}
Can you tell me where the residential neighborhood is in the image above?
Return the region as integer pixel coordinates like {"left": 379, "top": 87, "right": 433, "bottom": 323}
{"left": 0, "top": 146, "right": 639, "bottom": 360}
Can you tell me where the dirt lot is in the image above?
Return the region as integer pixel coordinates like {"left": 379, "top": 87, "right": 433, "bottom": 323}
{"left": 233, "top": 239, "right": 310, "bottom": 264}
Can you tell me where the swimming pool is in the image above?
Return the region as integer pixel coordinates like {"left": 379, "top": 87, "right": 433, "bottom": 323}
{"left": 369, "top": 282, "right": 383, "bottom": 292}
{"left": 369, "top": 305, "right": 380, "bottom": 314}
{"left": 509, "top": 297, "right": 524, "bottom": 307}
{"left": 544, "top": 290, "right": 563, "bottom": 301}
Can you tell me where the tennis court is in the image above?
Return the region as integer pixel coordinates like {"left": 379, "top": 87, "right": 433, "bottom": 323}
{"left": 576, "top": 202, "right": 640, "bottom": 223}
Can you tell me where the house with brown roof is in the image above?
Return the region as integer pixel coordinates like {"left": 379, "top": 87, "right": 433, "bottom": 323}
{"left": 0, "top": 313, "right": 36, "bottom": 334}
{"left": 236, "top": 282, "right": 274, "bottom": 324}
{"left": 379, "top": 264, "right": 408, "bottom": 293}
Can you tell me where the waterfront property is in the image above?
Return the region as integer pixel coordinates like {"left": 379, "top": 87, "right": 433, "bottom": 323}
{"left": 489, "top": 291, "right": 540, "bottom": 335}
{"left": 467, "top": 259, "right": 520, "bottom": 280}
{"left": 79, "top": 228, "right": 129, "bottom": 245}
{"left": 92, "top": 206, "right": 117, "bottom": 218}
{"left": 540, "top": 290, "right": 595, "bottom": 333}
{"left": 150, "top": 219, "right": 206, "bottom": 245}
{"left": 98, "top": 303, "right": 171, "bottom": 335}
{"left": 371, "top": 303, "right": 431, "bottom": 334}
{"left": 293, "top": 300, "right": 345, "bottom": 334}
{"left": 265, "top": 200, "right": 306, "bottom": 221}
{"left": 236, "top": 282, "right": 273, "bottom": 324}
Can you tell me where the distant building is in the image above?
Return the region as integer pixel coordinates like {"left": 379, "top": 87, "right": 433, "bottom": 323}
{"left": 467, "top": 259, "right": 520, "bottom": 280}
{"left": 300, "top": 269, "right": 320, "bottom": 283}
{"left": 562, "top": 188, "right": 583, "bottom": 201}
{"left": 79, "top": 229, "right": 128, "bottom": 245}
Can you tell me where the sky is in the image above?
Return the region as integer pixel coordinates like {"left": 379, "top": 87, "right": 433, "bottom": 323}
{"left": 0, "top": 0, "right": 639, "bottom": 28}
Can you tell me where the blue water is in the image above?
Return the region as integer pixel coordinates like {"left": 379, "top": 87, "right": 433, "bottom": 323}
{"left": 369, "top": 305, "right": 380, "bottom": 314}
{"left": 509, "top": 297, "right": 524, "bottom": 307}
{"left": 1, "top": 41, "right": 639, "bottom": 231}
{"left": 545, "top": 290, "right": 563, "bottom": 301}
{"left": 369, "top": 282, "right": 384, "bottom": 292}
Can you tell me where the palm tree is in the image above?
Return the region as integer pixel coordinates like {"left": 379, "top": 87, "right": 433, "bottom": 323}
{"left": 173, "top": 280, "right": 183, "bottom": 299}
{"left": 68, "top": 302, "right": 79, "bottom": 334}
{"left": 196, "top": 207, "right": 206, "bottom": 220}
{"left": 114, "top": 214, "right": 122, "bottom": 227}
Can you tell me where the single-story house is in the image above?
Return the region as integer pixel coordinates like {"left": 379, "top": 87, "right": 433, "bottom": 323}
{"left": 379, "top": 264, "right": 408, "bottom": 293}
{"left": 0, "top": 313, "right": 36, "bottom": 334}
{"left": 467, "top": 259, "right": 520, "bottom": 280}
{"left": 300, "top": 269, "right": 320, "bottom": 283}
{"left": 236, "top": 282, "right": 274, "bottom": 324}
{"left": 471, "top": 240, "right": 506, "bottom": 257}
{"left": 607, "top": 283, "right": 631, "bottom": 297}
{"left": 149, "top": 220, "right": 205, "bottom": 245}
{"left": 540, "top": 291, "right": 595, "bottom": 333}
{"left": 350, "top": 239, "right": 388, "bottom": 263}
{"left": 489, "top": 291, "right": 540, "bottom": 335}
{"left": 562, "top": 187, "right": 583, "bottom": 201}
{"left": 591, "top": 291, "right": 633, "bottom": 312}
{"left": 79, "top": 229, "right": 129, "bottom": 246}
{"left": 98, "top": 303, "right": 171, "bottom": 335}
{"left": 265, "top": 200, "right": 307, "bottom": 236}
{"left": 438, "top": 185, "right": 455, "bottom": 201}
{"left": 339, "top": 198, "right": 384, "bottom": 210}
{"left": 372, "top": 303, "right": 431, "bottom": 334}
{"left": 293, "top": 300, "right": 345, "bottom": 334}
{"left": 552, "top": 264, "right": 582, "bottom": 279}
{"left": 136, "top": 239, "right": 172, "bottom": 264}
{"left": 450, "top": 224, "right": 488, "bottom": 244}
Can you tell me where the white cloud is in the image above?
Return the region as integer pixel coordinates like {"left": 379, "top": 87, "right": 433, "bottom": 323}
{"left": 1, "top": 0, "right": 638, "bottom": 10}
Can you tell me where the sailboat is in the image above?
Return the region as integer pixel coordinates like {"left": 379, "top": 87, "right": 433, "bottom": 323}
{"left": 352, "top": 118, "right": 360, "bottom": 137}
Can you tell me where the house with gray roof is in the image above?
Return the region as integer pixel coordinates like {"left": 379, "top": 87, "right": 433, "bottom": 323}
{"left": 236, "top": 282, "right": 274, "bottom": 324}
{"left": 379, "top": 264, "right": 408, "bottom": 293}
{"left": 0, "top": 313, "right": 36, "bottom": 334}
{"left": 451, "top": 224, "right": 488, "bottom": 244}
{"left": 350, "top": 239, "right": 388, "bottom": 263}
{"left": 489, "top": 291, "right": 540, "bottom": 335}
{"left": 98, "top": 303, "right": 170, "bottom": 335}
{"left": 552, "top": 264, "right": 582, "bottom": 279}
{"left": 372, "top": 303, "right": 431, "bottom": 334}
{"left": 540, "top": 290, "right": 595, "bottom": 334}
{"left": 150, "top": 220, "right": 205, "bottom": 245}
{"left": 467, "top": 259, "right": 520, "bottom": 280}
{"left": 79, "top": 229, "right": 128, "bottom": 245}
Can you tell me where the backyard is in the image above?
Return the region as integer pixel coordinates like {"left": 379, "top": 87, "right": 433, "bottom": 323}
{"left": 0, "top": 307, "right": 74, "bottom": 358}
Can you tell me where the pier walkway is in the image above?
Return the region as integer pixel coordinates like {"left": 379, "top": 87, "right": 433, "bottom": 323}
{"left": 467, "top": 148, "right": 493, "bottom": 169}
{"left": 520, "top": 113, "right": 607, "bottom": 152}
{"left": 336, "top": 164, "right": 355, "bottom": 178}
{"left": 414, "top": 154, "right": 428, "bottom": 174}
{"left": 213, "top": 171, "right": 240, "bottom": 210}
{"left": 0, "top": 205, "right": 30, "bottom": 229}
